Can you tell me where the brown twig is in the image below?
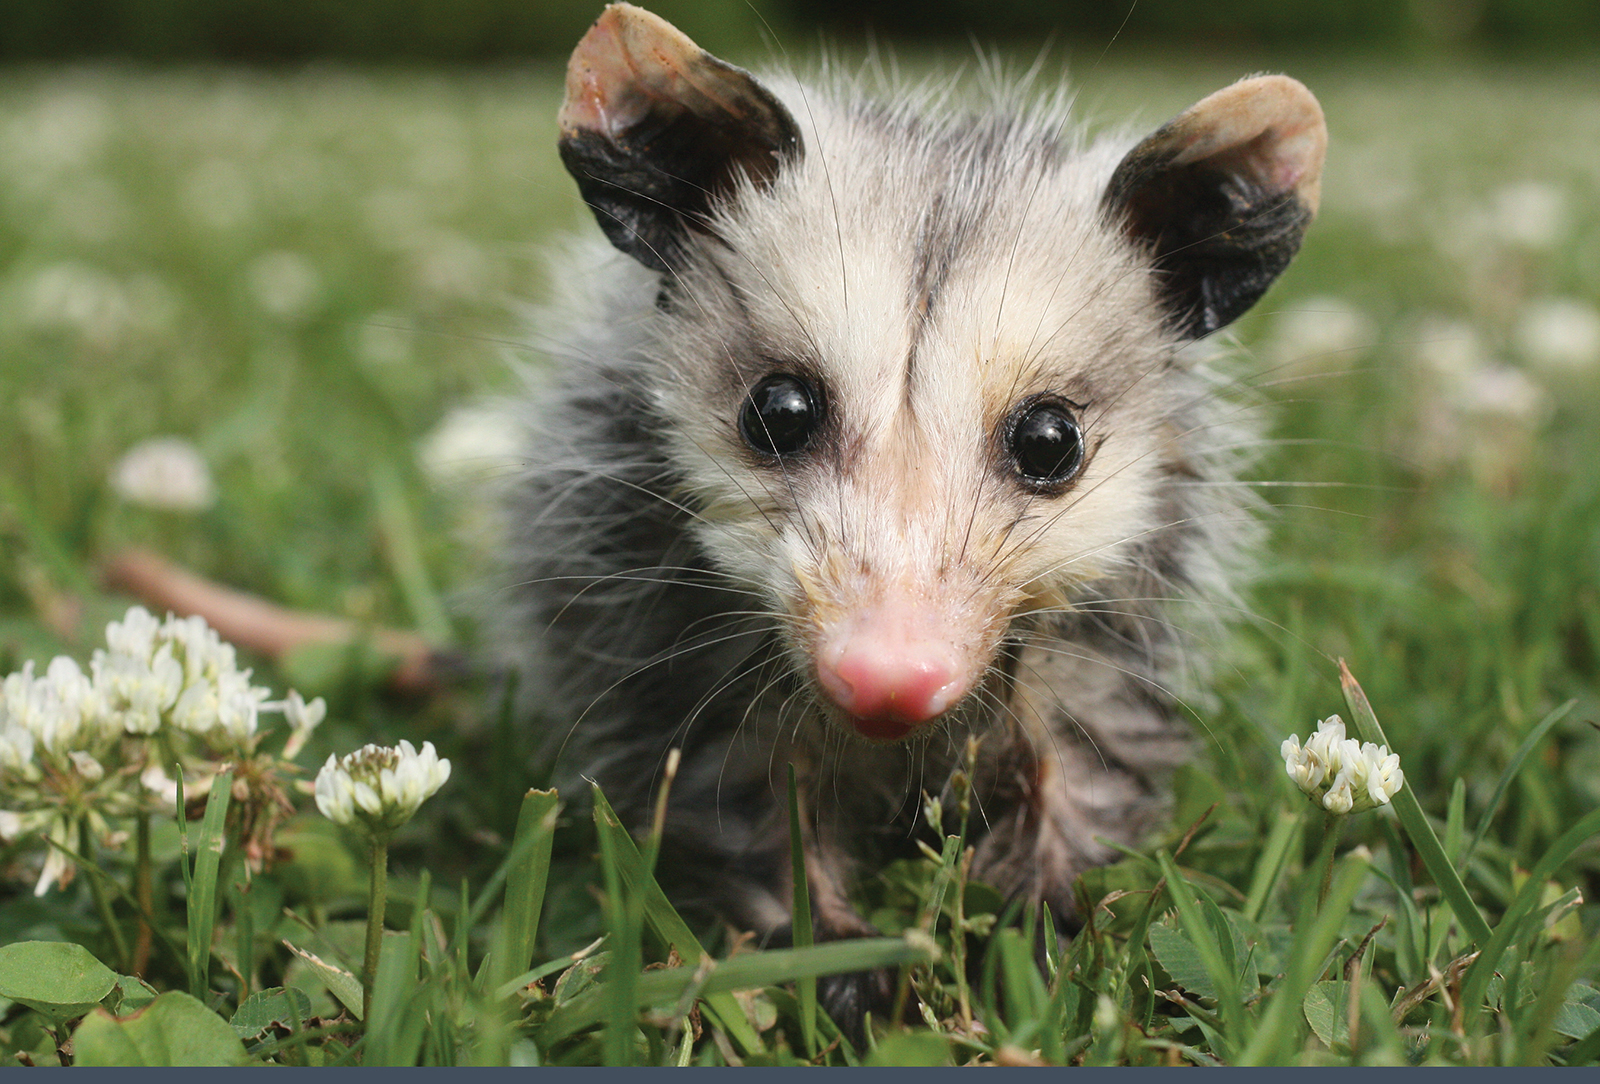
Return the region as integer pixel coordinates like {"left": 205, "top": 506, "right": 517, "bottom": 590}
{"left": 101, "top": 548, "right": 448, "bottom": 695}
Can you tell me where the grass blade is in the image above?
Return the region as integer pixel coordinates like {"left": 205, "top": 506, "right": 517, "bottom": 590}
{"left": 185, "top": 768, "right": 233, "bottom": 1000}
{"left": 590, "top": 786, "right": 763, "bottom": 1056}
{"left": 1460, "top": 806, "right": 1600, "bottom": 1027}
{"left": 1463, "top": 699, "right": 1575, "bottom": 867}
{"left": 1155, "top": 850, "right": 1241, "bottom": 1061}
{"left": 1239, "top": 852, "right": 1368, "bottom": 1064}
{"left": 786, "top": 765, "right": 818, "bottom": 1059}
{"left": 371, "top": 460, "right": 453, "bottom": 646}
{"left": 489, "top": 789, "right": 561, "bottom": 998}
{"left": 1242, "top": 808, "right": 1301, "bottom": 926}
{"left": 494, "top": 936, "right": 608, "bottom": 1000}
{"left": 1339, "top": 660, "right": 1493, "bottom": 946}
{"left": 539, "top": 934, "right": 937, "bottom": 1047}
{"left": 364, "top": 934, "right": 422, "bottom": 1066}
{"left": 593, "top": 785, "right": 642, "bottom": 1066}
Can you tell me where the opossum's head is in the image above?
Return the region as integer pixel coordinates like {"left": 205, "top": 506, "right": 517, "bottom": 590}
{"left": 559, "top": 4, "right": 1325, "bottom": 743}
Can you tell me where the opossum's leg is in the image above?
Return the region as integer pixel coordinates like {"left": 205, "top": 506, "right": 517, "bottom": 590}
{"left": 969, "top": 643, "right": 1187, "bottom": 929}
{"left": 803, "top": 841, "right": 897, "bottom": 1041}
{"left": 753, "top": 809, "right": 896, "bottom": 1042}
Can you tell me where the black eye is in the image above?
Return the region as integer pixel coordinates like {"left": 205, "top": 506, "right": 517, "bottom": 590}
{"left": 739, "top": 373, "right": 820, "bottom": 457}
{"left": 1008, "top": 400, "right": 1085, "bottom": 485}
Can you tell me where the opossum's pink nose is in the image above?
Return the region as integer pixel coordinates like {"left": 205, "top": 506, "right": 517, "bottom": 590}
{"left": 815, "top": 608, "right": 968, "bottom": 741}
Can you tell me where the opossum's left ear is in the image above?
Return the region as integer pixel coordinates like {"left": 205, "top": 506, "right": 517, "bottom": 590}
{"left": 558, "top": 3, "right": 802, "bottom": 272}
{"left": 1104, "top": 75, "right": 1326, "bottom": 338}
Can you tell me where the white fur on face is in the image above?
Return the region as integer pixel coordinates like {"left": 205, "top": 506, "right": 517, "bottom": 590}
{"left": 645, "top": 92, "right": 1194, "bottom": 721}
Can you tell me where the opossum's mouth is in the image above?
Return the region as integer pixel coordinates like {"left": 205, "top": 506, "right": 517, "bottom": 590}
{"left": 845, "top": 713, "right": 920, "bottom": 742}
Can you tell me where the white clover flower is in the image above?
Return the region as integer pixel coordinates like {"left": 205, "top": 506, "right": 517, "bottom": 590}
{"left": 109, "top": 437, "right": 216, "bottom": 512}
{"left": 67, "top": 750, "right": 105, "bottom": 783}
{"left": 35, "top": 816, "right": 77, "bottom": 896}
{"left": 168, "top": 681, "right": 216, "bottom": 735}
{"left": 1281, "top": 715, "right": 1405, "bottom": 815}
{"left": 276, "top": 690, "right": 327, "bottom": 760}
{"left": 315, "top": 740, "right": 450, "bottom": 835}
{"left": 167, "top": 667, "right": 266, "bottom": 749}
{"left": 1, "top": 657, "right": 107, "bottom": 755}
{"left": 91, "top": 648, "right": 181, "bottom": 736}
{"left": 1267, "top": 296, "right": 1376, "bottom": 376}
{"left": 0, "top": 720, "right": 35, "bottom": 774}
{"left": 139, "top": 764, "right": 179, "bottom": 811}
{"left": 214, "top": 669, "right": 267, "bottom": 745}
{"left": 105, "top": 606, "right": 162, "bottom": 662}
{"left": 1486, "top": 181, "right": 1565, "bottom": 250}
{"left": 162, "top": 613, "right": 238, "bottom": 686}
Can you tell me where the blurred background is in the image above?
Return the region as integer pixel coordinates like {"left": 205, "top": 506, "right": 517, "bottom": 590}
{"left": 0, "top": 0, "right": 1597, "bottom": 62}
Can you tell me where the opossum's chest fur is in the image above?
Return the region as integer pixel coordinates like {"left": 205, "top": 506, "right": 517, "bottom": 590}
{"left": 508, "top": 6, "right": 1321, "bottom": 955}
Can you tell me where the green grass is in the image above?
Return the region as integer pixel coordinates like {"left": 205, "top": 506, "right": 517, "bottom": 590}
{"left": 0, "top": 54, "right": 1598, "bottom": 1065}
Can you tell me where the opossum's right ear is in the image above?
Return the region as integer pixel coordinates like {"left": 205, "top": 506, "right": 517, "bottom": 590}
{"left": 557, "top": 3, "right": 802, "bottom": 272}
{"left": 1104, "top": 75, "right": 1326, "bottom": 339}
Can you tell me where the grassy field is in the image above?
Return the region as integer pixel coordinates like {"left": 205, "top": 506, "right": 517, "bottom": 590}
{"left": 0, "top": 52, "right": 1598, "bottom": 1065}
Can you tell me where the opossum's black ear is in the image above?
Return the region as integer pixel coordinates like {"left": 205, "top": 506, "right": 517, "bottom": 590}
{"left": 1104, "top": 75, "right": 1326, "bottom": 338}
{"left": 557, "top": 3, "right": 802, "bottom": 272}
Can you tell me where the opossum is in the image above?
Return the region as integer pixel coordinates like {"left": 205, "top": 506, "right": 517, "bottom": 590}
{"left": 503, "top": 2, "right": 1325, "bottom": 1025}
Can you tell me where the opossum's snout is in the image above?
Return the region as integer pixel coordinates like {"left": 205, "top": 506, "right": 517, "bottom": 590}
{"left": 813, "top": 600, "right": 972, "bottom": 741}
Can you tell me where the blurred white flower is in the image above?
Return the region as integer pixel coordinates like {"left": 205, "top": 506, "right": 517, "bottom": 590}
{"left": 110, "top": 437, "right": 216, "bottom": 512}
{"left": 139, "top": 764, "right": 179, "bottom": 811}
{"left": 1406, "top": 315, "right": 1550, "bottom": 490}
{"left": 214, "top": 669, "right": 268, "bottom": 744}
{"left": 408, "top": 230, "right": 491, "bottom": 301}
{"left": 37, "top": 817, "right": 77, "bottom": 896}
{"left": 315, "top": 740, "right": 451, "bottom": 835}
{"left": 1452, "top": 364, "right": 1547, "bottom": 423}
{"left": 168, "top": 667, "right": 266, "bottom": 748}
{"left": 1514, "top": 298, "right": 1600, "bottom": 374}
{"left": 247, "top": 250, "right": 323, "bottom": 321}
{"left": 416, "top": 404, "right": 523, "bottom": 485}
{"left": 1266, "top": 296, "right": 1376, "bottom": 377}
{"left": 1, "top": 658, "right": 104, "bottom": 755}
{"left": 0, "top": 718, "right": 36, "bottom": 774}
{"left": 23, "top": 261, "right": 134, "bottom": 350}
{"left": 1414, "top": 317, "right": 1491, "bottom": 381}
{"left": 1486, "top": 181, "right": 1565, "bottom": 250}
{"left": 67, "top": 750, "right": 105, "bottom": 783}
{"left": 1282, "top": 715, "right": 1404, "bottom": 815}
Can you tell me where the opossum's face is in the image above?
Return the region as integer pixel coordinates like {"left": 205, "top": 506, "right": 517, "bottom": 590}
{"left": 560, "top": 4, "right": 1325, "bottom": 743}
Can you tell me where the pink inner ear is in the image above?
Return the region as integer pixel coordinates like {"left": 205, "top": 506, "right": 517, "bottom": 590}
{"left": 1166, "top": 75, "right": 1327, "bottom": 213}
{"left": 560, "top": 3, "right": 703, "bottom": 139}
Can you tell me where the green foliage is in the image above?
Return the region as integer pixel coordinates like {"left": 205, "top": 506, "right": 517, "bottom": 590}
{"left": 73, "top": 992, "right": 251, "bottom": 1066}
{"left": 0, "top": 941, "right": 117, "bottom": 1021}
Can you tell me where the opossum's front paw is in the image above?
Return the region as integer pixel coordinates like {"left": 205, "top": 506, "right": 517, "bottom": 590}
{"left": 768, "top": 914, "right": 903, "bottom": 1046}
{"left": 817, "top": 965, "right": 896, "bottom": 1046}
